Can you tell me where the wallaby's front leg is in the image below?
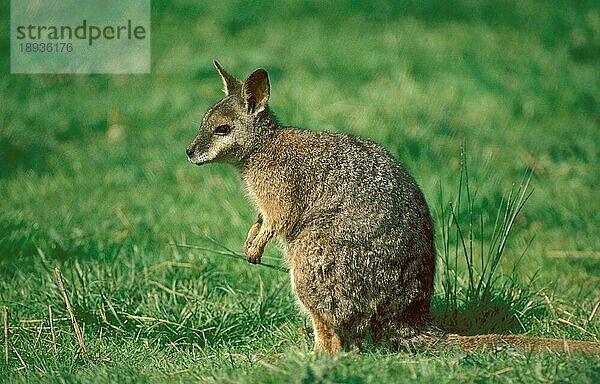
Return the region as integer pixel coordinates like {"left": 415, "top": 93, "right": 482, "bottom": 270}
{"left": 243, "top": 219, "right": 274, "bottom": 264}
{"left": 244, "top": 221, "right": 261, "bottom": 255}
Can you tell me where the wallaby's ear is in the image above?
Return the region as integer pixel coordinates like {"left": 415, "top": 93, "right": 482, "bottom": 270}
{"left": 242, "top": 68, "right": 270, "bottom": 114}
{"left": 214, "top": 60, "right": 241, "bottom": 96}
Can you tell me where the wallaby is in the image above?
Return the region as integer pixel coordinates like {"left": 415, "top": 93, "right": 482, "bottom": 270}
{"left": 186, "top": 61, "right": 600, "bottom": 355}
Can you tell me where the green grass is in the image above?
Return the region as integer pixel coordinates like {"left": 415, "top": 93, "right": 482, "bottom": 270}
{"left": 1, "top": 0, "right": 599, "bottom": 382}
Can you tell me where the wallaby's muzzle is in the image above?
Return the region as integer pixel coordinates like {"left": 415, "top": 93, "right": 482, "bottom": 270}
{"left": 186, "top": 135, "right": 211, "bottom": 165}
{"left": 185, "top": 146, "right": 195, "bottom": 158}
{"left": 186, "top": 141, "right": 206, "bottom": 165}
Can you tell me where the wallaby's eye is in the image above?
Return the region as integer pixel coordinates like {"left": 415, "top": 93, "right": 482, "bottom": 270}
{"left": 213, "top": 124, "right": 231, "bottom": 136}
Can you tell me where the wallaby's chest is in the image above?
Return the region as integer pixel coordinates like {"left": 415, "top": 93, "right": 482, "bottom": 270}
{"left": 242, "top": 166, "right": 303, "bottom": 237}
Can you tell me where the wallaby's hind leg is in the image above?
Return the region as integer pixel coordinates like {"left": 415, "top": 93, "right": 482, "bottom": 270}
{"left": 310, "top": 311, "right": 342, "bottom": 353}
{"left": 289, "top": 232, "right": 344, "bottom": 353}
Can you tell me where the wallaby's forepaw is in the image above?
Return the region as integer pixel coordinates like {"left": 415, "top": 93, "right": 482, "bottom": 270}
{"left": 245, "top": 244, "right": 263, "bottom": 264}
{"left": 244, "top": 222, "right": 263, "bottom": 264}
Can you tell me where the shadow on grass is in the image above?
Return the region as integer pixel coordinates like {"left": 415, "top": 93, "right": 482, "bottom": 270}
{"left": 431, "top": 280, "right": 547, "bottom": 335}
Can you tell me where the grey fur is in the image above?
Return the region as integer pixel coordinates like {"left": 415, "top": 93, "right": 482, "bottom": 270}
{"left": 187, "top": 61, "right": 435, "bottom": 352}
{"left": 186, "top": 62, "right": 600, "bottom": 354}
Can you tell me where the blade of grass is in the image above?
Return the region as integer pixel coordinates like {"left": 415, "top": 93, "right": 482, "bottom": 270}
{"left": 170, "top": 243, "right": 288, "bottom": 273}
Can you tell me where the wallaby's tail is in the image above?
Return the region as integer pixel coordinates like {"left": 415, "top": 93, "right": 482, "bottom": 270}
{"left": 381, "top": 324, "right": 599, "bottom": 354}
{"left": 445, "top": 333, "right": 600, "bottom": 354}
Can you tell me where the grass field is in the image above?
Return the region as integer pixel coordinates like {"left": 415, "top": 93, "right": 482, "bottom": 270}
{"left": 1, "top": 1, "right": 599, "bottom": 382}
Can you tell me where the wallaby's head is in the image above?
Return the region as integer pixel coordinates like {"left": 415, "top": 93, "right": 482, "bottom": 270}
{"left": 186, "top": 61, "right": 274, "bottom": 167}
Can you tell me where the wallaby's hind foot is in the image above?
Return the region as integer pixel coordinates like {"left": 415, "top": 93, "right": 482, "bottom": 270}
{"left": 310, "top": 311, "right": 343, "bottom": 354}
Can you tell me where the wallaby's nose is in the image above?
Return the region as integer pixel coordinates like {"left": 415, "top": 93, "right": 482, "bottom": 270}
{"left": 186, "top": 146, "right": 195, "bottom": 158}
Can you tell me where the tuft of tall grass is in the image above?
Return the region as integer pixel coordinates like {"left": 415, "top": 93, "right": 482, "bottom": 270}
{"left": 433, "top": 147, "right": 544, "bottom": 334}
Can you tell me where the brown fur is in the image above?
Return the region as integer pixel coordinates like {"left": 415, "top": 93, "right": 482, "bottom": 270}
{"left": 446, "top": 334, "right": 600, "bottom": 354}
{"left": 186, "top": 62, "right": 600, "bottom": 355}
